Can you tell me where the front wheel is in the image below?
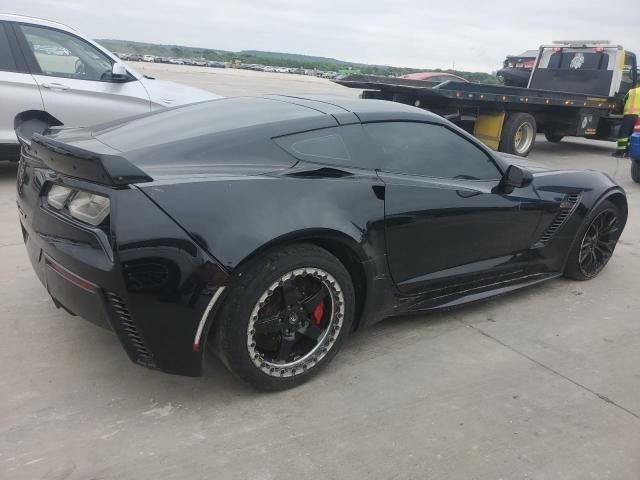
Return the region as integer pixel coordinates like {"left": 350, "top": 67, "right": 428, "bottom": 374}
{"left": 214, "top": 243, "right": 355, "bottom": 390}
{"left": 631, "top": 160, "right": 640, "bottom": 183}
{"left": 564, "top": 200, "right": 622, "bottom": 281}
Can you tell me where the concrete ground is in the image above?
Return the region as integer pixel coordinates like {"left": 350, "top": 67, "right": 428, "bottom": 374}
{"left": 1, "top": 65, "right": 639, "bottom": 479}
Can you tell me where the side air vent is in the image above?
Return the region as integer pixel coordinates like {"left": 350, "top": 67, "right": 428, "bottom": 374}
{"left": 535, "top": 193, "right": 580, "bottom": 247}
{"left": 106, "top": 292, "right": 155, "bottom": 368}
{"left": 123, "top": 260, "right": 174, "bottom": 292}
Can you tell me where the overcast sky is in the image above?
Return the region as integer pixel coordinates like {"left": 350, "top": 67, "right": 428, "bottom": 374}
{"left": 3, "top": 0, "right": 639, "bottom": 72}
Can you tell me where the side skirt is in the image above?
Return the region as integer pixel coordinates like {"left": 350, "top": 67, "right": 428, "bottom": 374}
{"left": 395, "top": 272, "right": 561, "bottom": 314}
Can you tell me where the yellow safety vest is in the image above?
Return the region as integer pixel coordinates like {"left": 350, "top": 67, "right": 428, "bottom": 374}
{"left": 624, "top": 86, "right": 640, "bottom": 115}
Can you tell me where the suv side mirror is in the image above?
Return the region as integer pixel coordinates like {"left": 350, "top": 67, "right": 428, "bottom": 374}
{"left": 111, "top": 63, "right": 128, "bottom": 82}
{"left": 499, "top": 165, "right": 533, "bottom": 193}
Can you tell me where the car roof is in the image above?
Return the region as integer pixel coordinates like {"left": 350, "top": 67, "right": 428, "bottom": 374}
{"left": 399, "top": 72, "right": 467, "bottom": 82}
{"left": 507, "top": 50, "right": 539, "bottom": 59}
{"left": 0, "top": 13, "right": 75, "bottom": 32}
{"left": 268, "top": 94, "right": 444, "bottom": 123}
{"left": 81, "top": 95, "right": 444, "bottom": 152}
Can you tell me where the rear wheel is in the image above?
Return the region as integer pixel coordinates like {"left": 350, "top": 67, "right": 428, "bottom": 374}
{"left": 500, "top": 113, "right": 537, "bottom": 156}
{"left": 544, "top": 130, "right": 564, "bottom": 143}
{"left": 564, "top": 200, "right": 621, "bottom": 281}
{"left": 214, "top": 243, "right": 355, "bottom": 390}
{"left": 631, "top": 160, "right": 640, "bottom": 183}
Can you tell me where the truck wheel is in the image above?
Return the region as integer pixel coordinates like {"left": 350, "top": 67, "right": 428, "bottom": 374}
{"left": 499, "top": 113, "right": 537, "bottom": 157}
{"left": 544, "top": 131, "right": 564, "bottom": 143}
{"left": 632, "top": 161, "right": 640, "bottom": 183}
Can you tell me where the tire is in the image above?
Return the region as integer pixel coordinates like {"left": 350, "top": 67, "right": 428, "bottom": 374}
{"left": 564, "top": 200, "right": 621, "bottom": 281}
{"left": 499, "top": 113, "right": 537, "bottom": 156}
{"left": 631, "top": 161, "right": 640, "bottom": 183}
{"left": 213, "top": 243, "right": 355, "bottom": 390}
{"left": 544, "top": 130, "right": 564, "bottom": 143}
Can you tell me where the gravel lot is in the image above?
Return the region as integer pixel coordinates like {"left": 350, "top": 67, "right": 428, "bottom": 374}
{"left": 1, "top": 64, "right": 639, "bottom": 480}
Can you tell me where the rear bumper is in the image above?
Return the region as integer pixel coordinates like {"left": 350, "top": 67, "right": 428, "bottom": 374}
{"left": 17, "top": 164, "right": 228, "bottom": 376}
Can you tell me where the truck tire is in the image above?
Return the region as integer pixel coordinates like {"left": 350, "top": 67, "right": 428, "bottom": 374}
{"left": 499, "top": 113, "right": 537, "bottom": 157}
{"left": 544, "top": 130, "right": 564, "bottom": 143}
{"left": 632, "top": 161, "right": 640, "bottom": 183}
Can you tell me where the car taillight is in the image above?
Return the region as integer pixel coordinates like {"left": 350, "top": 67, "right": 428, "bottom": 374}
{"left": 47, "top": 185, "right": 110, "bottom": 226}
{"left": 635, "top": 118, "right": 640, "bottom": 132}
{"left": 68, "top": 192, "right": 110, "bottom": 226}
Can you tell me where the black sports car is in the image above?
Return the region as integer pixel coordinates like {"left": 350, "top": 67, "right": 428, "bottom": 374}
{"left": 15, "top": 96, "right": 627, "bottom": 390}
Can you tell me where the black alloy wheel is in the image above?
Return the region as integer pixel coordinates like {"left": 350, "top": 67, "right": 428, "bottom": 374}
{"left": 213, "top": 243, "right": 354, "bottom": 390}
{"left": 577, "top": 209, "right": 619, "bottom": 278}
{"left": 564, "top": 200, "right": 622, "bottom": 281}
{"left": 247, "top": 267, "right": 344, "bottom": 377}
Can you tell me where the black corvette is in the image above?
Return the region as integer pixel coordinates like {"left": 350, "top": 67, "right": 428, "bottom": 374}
{"left": 15, "top": 95, "right": 627, "bottom": 390}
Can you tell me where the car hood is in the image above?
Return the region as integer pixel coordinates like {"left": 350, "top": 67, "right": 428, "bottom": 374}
{"left": 139, "top": 77, "right": 222, "bottom": 107}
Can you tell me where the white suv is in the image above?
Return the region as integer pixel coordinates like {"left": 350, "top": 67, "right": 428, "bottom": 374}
{"left": 0, "top": 14, "right": 222, "bottom": 160}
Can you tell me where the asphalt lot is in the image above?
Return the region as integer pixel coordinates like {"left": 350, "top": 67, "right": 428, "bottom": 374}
{"left": 1, "top": 65, "right": 639, "bottom": 479}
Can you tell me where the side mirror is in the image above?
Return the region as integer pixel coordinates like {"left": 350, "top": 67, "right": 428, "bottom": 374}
{"left": 111, "top": 63, "right": 128, "bottom": 82}
{"left": 499, "top": 165, "right": 533, "bottom": 193}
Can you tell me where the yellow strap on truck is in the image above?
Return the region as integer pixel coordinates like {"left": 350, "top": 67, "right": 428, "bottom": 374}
{"left": 625, "top": 87, "right": 640, "bottom": 115}
{"left": 474, "top": 112, "right": 506, "bottom": 150}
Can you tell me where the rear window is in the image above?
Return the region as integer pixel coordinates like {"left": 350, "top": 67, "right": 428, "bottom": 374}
{"left": 275, "top": 130, "right": 350, "bottom": 163}
{"left": 0, "top": 24, "right": 17, "bottom": 72}
{"left": 274, "top": 125, "right": 372, "bottom": 168}
{"left": 538, "top": 49, "right": 612, "bottom": 71}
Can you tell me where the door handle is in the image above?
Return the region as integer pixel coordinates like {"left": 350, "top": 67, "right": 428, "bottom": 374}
{"left": 456, "top": 189, "right": 482, "bottom": 198}
{"left": 41, "top": 82, "right": 70, "bottom": 91}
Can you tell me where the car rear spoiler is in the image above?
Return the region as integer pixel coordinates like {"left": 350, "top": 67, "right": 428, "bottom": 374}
{"left": 14, "top": 110, "right": 153, "bottom": 186}
{"left": 14, "top": 110, "right": 63, "bottom": 148}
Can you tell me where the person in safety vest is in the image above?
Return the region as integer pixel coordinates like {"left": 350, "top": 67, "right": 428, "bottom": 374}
{"left": 613, "top": 81, "right": 640, "bottom": 158}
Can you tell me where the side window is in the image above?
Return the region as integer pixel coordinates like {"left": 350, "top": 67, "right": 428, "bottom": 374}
{"left": 274, "top": 126, "right": 364, "bottom": 166}
{"left": 0, "top": 24, "right": 18, "bottom": 72}
{"left": 18, "top": 25, "right": 114, "bottom": 82}
{"left": 620, "top": 52, "right": 637, "bottom": 94}
{"left": 363, "top": 122, "right": 501, "bottom": 180}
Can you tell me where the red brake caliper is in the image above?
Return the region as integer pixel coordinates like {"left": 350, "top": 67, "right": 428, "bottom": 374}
{"left": 311, "top": 300, "right": 325, "bottom": 326}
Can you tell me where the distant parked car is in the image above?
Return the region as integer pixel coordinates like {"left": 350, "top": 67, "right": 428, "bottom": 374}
{"left": 193, "top": 59, "right": 207, "bottom": 67}
{"left": 207, "top": 60, "right": 226, "bottom": 68}
{"left": 496, "top": 50, "right": 538, "bottom": 87}
{"left": 129, "top": 54, "right": 143, "bottom": 62}
{"left": 142, "top": 54, "right": 155, "bottom": 62}
{"left": 169, "top": 58, "right": 185, "bottom": 65}
{"left": 0, "top": 14, "right": 222, "bottom": 160}
{"left": 399, "top": 72, "right": 469, "bottom": 83}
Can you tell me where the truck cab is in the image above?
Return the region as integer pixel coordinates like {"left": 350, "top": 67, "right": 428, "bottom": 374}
{"left": 529, "top": 41, "right": 637, "bottom": 99}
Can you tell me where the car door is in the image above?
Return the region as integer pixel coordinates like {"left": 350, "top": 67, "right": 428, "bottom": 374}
{"left": 0, "top": 22, "right": 43, "bottom": 154}
{"left": 363, "top": 121, "right": 544, "bottom": 295}
{"left": 13, "top": 23, "right": 151, "bottom": 128}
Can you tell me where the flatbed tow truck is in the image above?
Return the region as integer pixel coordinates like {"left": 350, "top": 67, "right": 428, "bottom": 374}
{"left": 335, "top": 41, "right": 637, "bottom": 156}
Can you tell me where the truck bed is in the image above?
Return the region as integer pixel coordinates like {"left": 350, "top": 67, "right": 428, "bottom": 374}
{"left": 334, "top": 75, "right": 617, "bottom": 111}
